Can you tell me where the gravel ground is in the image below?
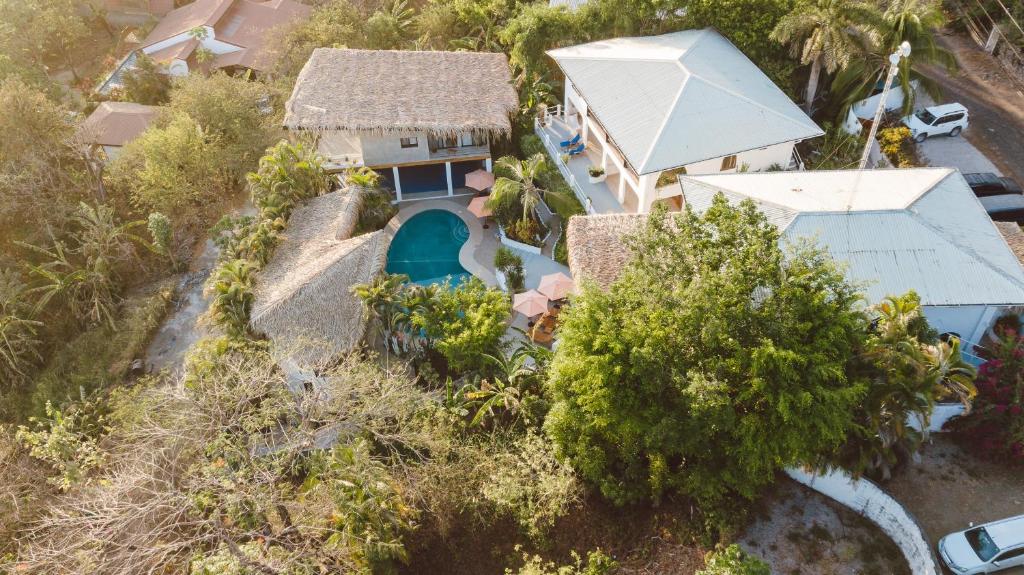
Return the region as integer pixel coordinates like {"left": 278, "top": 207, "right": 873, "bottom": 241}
{"left": 739, "top": 479, "right": 910, "bottom": 575}
{"left": 885, "top": 435, "right": 1024, "bottom": 574}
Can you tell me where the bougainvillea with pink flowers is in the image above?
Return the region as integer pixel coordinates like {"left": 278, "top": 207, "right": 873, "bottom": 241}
{"left": 950, "top": 328, "right": 1024, "bottom": 462}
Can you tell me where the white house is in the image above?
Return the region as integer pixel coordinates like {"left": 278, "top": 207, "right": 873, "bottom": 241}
{"left": 283, "top": 48, "right": 518, "bottom": 199}
{"left": 567, "top": 168, "right": 1024, "bottom": 348}
{"left": 535, "top": 29, "right": 824, "bottom": 214}
{"left": 98, "top": 0, "right": 310, "bottom": 93}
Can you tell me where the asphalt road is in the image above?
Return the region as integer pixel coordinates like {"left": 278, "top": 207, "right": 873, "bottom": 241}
{"left": 921, "top": 33, "right": 1024, "bottom": 184}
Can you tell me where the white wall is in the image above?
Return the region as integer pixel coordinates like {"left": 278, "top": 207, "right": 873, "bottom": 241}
{"left": 142, "top": 31, "right": 193, "bottom": 54}
{"left": 786, "top": 467, "right": 938, "bottom": 575}
{"left": 360, "top": 131, "right": 432, "bottom": 166}
{"left": 683, "top": 141, "right": 796, "bottom": 175}
{"left": 852, "top": 83, "right": 916, "bottom": 120}
{"left": 921, "top": 305, "right": 990, "bottom": 341}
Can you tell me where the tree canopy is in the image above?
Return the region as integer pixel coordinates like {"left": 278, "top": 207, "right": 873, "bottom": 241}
{"left": 545, "top": 199, "right": 868, "bottom": 509}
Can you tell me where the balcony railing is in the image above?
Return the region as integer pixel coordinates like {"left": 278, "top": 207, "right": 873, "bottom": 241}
{"left": 429, "top": 144, "right": 490, "bottom": 160}
{"left": 534, "top": 114, "right": 595, "bottom": 215}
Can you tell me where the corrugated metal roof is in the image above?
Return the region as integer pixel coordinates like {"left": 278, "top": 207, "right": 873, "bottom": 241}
{"left": 548, "top": 29, "right": 823, "bottom": 175}
{"left": 681, "top": 169, "right": 1024, "bottom": 306}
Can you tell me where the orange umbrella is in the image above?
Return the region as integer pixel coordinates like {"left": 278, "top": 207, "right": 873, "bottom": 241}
{"left": 468, "top": 196, "right": 493, "bottom": 218}
{"left": 465, "top": 169, "right": 495, "bottom": 191}
{"left": 537, "top": 272, "right": 574, "bottom": 300}
{"left": 512, "top": 290, "right": 549, "bottom": 318}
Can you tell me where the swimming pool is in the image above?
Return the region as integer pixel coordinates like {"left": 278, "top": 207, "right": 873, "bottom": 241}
{"left": 386, "top": 209, "right": 472, "bottom": 286}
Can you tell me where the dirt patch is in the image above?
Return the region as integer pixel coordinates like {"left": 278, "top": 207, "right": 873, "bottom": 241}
{"left": 886, "top": 435, "right": 1024, "bottom": 552}
{"left": 740, "top": 479, "right": 910, "bottom": 575}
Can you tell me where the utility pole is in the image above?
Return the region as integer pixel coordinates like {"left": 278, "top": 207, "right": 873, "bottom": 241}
{"left": 859, "top": 41, "right": 912, "bottom": 170}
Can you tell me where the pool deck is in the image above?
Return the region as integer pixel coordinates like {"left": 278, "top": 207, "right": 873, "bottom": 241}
{"left": 386, "top": 197, "right": 498, "bottom": 287}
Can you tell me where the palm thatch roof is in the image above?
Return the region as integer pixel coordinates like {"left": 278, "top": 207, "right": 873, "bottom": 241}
{"left": 283, "top": 48, "right": 518, "bottom": 137}
{"left": 252, "top": 188, "right": 389, "bottom": 368}
{"left": 566, "top": 213, "right": 647, "bottom": 290}
{"left": 996, "top": 221, "right": 1024, "bottom": 267}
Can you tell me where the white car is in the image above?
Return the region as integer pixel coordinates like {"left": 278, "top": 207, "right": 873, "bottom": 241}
{"left": 938, "top": 515, "right": 1024, "bottom": 574}
{"left": 901, "top": 103, "right": 969, "bottom": 143}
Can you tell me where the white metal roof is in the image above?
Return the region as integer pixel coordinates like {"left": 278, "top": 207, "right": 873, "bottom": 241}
{"left": 681, "top": 168, "right": 1024, "bottom": 307}
{"left": 547, "top": 29, "right": 824, "bottom": 175}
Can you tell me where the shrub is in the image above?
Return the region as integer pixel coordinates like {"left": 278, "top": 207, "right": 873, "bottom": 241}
{"left": 696, "top": 544, "right": 770, "bottom": 575}
{"left": 119, "top": 53, "right": 170, "bottom": 105}
{"left": 495, "top": 247, "right": 526, "bottom": 292}
{"left": 950, "top": 327, "right": 1024, "bottom": 462}
{"left": 877, "top": 126, "right": 918, "bottom": 167}
{"left": 483, "top": 431, "right": 581, "bottom": 541}
{"left": 354, "top": 187, "right": 398, "bottom": 235}
{"left": 412, "top": 277, "right": 511, "bottom": 374}
{"left": 506, "top": 548, "right": 617, "bottom": 575}
{"left": 520, "top": 134, "right": 546, "bottom": 158}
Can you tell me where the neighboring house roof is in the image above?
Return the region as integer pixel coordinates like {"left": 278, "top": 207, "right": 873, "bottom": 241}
{"left": 567, "top": 168, "right": 1024, "bottom": 308}
{"left": 549, "top": 0, "right": 588, "bottom": 8}
{"left": 547, "top": 29, "right": 824, "bottom": 175}
{"left": 140, "top": 0, "right": 234, "bottom": 49}
{"left": 79, "top": 101, "right": 159, "bottom": 147}
{"left": 251, "top": 188, "right": 390, "bottom": 369}
{"left": 995, "top": 221, "right": 1024, "bottom": 266}
{"left": 140, "top": 0, "right": 310, "bottom": 71}
{"left": 148, "top": 37, "right": 200, "bottom": 63}
{"left": 283, "top": 48, "right": 519, "bottom": 136}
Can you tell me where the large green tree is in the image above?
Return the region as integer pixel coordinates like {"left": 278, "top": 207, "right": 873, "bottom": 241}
{"left": 545, "top": 199, "right": 868, "bottom": 509}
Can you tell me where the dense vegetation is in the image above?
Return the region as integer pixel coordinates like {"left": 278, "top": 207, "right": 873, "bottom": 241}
{"left": 0, "top": 0, "right": 996, "bottom": 573}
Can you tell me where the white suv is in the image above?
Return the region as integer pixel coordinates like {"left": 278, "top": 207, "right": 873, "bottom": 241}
{"left": 901, "top": 103, "right": 969, "bottom": 143}
{"left": 938, "top": 515, "right": 1024, "bottom": 574}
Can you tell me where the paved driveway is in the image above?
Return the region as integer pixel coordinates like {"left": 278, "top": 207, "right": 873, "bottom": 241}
{"left": 917, "top": 133, "right": 1002, "bottom": 175}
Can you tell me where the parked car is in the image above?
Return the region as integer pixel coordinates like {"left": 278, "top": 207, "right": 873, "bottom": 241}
{"left": 963, "top": 173, "right": 1024, "bottom": 197}
{"left": 979, "top": 194, "right": 1024, "bottom": 224}
{"left": 938, "top": 515, "right": 1024, "bottom": 574}
{"left": 901, "top": 103, "right": 969, "bottom": 143}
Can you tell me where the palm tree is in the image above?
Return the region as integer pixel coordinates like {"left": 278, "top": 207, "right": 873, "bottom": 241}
{"left": 352, "top": 273, "right": 408, "bottom": 352}
{"left": 488, "top": 154, "right": 562, "bottom": 226}
{"left": 0, "top": 270, "right": 42, "bottom": 385}
{"left": 830, "top": 0, "right": 956, "bottom": 117}
{"left": 923, "top": 337, "right": 976, "bottom": 408}
{"left": 209, "top": 259, "right": 257, "bottom": 337}
{"left": 771, "top": 0, "right": 884, "bottom": 113}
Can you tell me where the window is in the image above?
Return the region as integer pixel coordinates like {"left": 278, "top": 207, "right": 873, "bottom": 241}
{"left": 460, "top": 133, "right": 474, "bottom": 147}
{"left": 938, "top": 113, "right": 964, "bottom": 124}
{"left": 994, "top": 547, "right": 1024, "bottom": 562}
{"left": 720, "top": 155, "right": 738, "bottom": 171}
{"left": 400, "top": 137, "right": 418, "bottom": 148}
{"left": 916, "top": 109, "right": 938, "bottom": 125}
{"left": 965, "top": 528, "right": 999, "bottom": 562}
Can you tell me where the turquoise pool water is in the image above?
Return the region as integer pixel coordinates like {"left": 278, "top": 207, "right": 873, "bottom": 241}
{"left": 386, "top": 210, "right": 472, "bottom": 286}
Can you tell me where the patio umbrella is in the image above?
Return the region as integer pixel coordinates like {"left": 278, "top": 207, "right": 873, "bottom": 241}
{"left": 512, "top": 290, "right": 549, "bottom": 318}
{"left": 537, "top": 272, "right": 574, "bottom": 300}
{"left": 465, "top": 169, "right": 495, "bottom": 192}
{"left": 468, "top": 196, "right": 493, "bottom": 218}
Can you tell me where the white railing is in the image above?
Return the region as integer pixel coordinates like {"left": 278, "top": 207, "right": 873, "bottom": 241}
{"left": 534, "top": 117, "right": 594, "bottom": 214}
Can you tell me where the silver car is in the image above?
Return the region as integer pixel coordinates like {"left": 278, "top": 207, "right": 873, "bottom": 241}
{"left": 938, "top": 515, "right": 1024, "bottom": 574}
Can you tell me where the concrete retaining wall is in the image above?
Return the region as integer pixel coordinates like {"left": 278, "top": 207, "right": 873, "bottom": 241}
{"left": 786, "top": 467, "right": 937, "bottom": 575}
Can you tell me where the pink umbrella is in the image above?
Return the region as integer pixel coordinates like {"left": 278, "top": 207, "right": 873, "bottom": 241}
{"left": 468, "top": 196, "right": 493, "bottom": 218}
{"left": 465, "top": 169, "right": 495, "bottom": 192}
{"left": 537, "top": 272, "right": 574, "bottom": 300}
{"left": 512, "top": 290, "right": 549, "bottom": 318}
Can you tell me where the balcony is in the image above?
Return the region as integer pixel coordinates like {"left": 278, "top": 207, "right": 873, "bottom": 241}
{"left": 429, "top": 144, "right": 490, "bottom": 161}
{"left": 534, "top": 114, "right": 625, "bottom": 215}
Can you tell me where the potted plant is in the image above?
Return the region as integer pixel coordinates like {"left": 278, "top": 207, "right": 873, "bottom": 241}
{"left": 588, "top": 165, "right": 606, "bottom": 184}
{"left": 560, "top": 153, "right": 570, "bottom": 165}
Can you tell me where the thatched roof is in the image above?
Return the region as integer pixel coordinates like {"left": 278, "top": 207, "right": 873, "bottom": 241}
{"left": 996, "top": 221, "right": 1024, "bottom": 267}
{"left": 252, "top": 188, "right": 389, "bottom": 368}
{"left": 566, "top": 213, "right": 647, "bottom": 290}
{"left": 283, "top": 48, "right": 518, "bottom": 137}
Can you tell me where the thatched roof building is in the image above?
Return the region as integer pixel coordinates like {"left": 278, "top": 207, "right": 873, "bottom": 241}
{"left": 283, "top": 48, "right": 518, "bottom": 137}
{"left": 566, "top": 213, "right": 647, "bottom": 290}
{"left": 996, "top": 221, "right": 1024, "bottom": 267}
{"left": 251, "top": 189, "right": 389, "bottom": 368}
